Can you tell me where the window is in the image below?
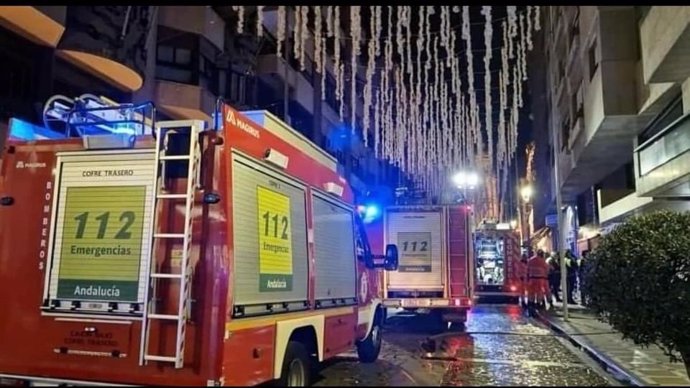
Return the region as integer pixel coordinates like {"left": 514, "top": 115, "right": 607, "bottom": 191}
{"left": 588, "top": 39, "right": 599, "bottom": 81}
{"left": 157, "top": 45, "right": 192, "bottom": 67}
{"left": 638, "top": 96, "right": 683, "bottom": 143}
{"left": 155, "top": 44, "right": 197, "bottom": 85}
{"left": 199, "top": 55, "right": 220, "bottom": 96}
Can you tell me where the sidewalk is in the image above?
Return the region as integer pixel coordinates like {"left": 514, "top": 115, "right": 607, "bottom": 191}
{"left": 537, "top": 303, "right": 690, "bottom": 386}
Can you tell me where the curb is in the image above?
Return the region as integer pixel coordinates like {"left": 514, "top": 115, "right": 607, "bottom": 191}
{"left": 534, "top": 310, "right": 647, "bottom": 387}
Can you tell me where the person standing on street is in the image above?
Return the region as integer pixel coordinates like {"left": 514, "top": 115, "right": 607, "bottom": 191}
{"left": 527, "top": 249, "right": 551, "bottom": 310}
{"left": 565, "top": 250, "right": 579, "bottom": 304}
{"left": 579, "top": 250, "right": 590, "bottom": 306}
{"left": 547, "top": 252, "right": 562, "bottom": 303}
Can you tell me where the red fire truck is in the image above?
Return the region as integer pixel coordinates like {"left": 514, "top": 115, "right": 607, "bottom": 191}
{"left": 473, "top": 222, "right": 523, "bottom": 300}
{"left": 366, "top": 205, "right": 474, "bottom": 326}
{"left": 0, "top": 96, "right": 398, "bottom": 386}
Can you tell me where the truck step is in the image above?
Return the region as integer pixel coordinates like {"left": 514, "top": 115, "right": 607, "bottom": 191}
{"left": 154, "top": 233, "right": 186, "bottom": 239}
{"left": 150, "top": 273, "right": 182, "bottom": 279}
{"left": 160, "top": 155, "right": 190, "bottom": 161}
{"left": 144, "top": 355, "right": 177, "bottom": 363}
{"left": 148, "top": 314, "right": 181, "bottom": 320}
{"left": 157, "top": 193, "right": 188, "bottom": 199}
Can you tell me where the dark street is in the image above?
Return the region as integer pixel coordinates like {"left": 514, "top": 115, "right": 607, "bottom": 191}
{"left": 314, "top": 305, "right": 615, "bottom": 386}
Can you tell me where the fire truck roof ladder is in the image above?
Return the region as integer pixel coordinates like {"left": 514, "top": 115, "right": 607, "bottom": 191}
{"left": 140, "top": 120, "right": 204, "bottom": 368}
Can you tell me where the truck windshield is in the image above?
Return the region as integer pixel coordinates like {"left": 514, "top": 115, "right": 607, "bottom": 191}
{"left": 475, "top": 236, "right": 505, "bottom": 286}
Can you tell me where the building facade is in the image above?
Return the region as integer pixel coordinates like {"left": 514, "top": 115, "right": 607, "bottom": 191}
{"left": 0, "top": 6, "right": 408, "bottom": 203}
{"left": 532, "top": 6, "right": 690, "bottom": 253}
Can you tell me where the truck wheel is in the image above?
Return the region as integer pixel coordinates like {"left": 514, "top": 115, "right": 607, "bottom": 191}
{"left": 278, "top": 341, "right": 311, "bottom": 387}
{"left": 357, "top": 311, "right": 382, "bottom": 363}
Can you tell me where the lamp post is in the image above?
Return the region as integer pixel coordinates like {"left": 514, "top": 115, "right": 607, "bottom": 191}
{"left": 520, "top": 184, "right": 534, "bottom": 244}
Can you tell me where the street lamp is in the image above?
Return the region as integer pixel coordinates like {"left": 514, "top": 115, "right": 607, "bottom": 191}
{"left": 453, "top": 171, "right": 479, "bottom": 189}
{"left": 452, "top": 170, "right": 479, "bottom": 205}
{"left": 518, "top": 183, "right": 535, "bottom": 255}
{"left": 520, "top": 184, "right": 534, "bottom": 203}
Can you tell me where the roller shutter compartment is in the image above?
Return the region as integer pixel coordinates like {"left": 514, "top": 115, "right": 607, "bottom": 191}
{"left": 231, "top": 155, "right": 309, "bottom": 316}
{"left": 311, "top": 193, "right": 357, "bottom": 308}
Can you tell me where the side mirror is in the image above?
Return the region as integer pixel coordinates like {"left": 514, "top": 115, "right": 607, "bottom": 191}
{"left": 383, "top": 244, "right": 399, "bottom": 271}
{"left": 367, "top": 244, "right": 399, "bottom": 271}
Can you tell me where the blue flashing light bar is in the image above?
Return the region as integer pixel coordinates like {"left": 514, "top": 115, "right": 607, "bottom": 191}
{"left": 9, "top": 118, "right": 65, "bottom": 141}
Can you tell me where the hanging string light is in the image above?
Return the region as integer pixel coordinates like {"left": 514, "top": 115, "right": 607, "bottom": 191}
{"left": 520, "top": 13, "right": 528, "bottom": 83}
{"left": 507, "top": 6, "right": 517, "bottom": 58}
{"left": 233, "top": 6, "right": 245, "bottom": 34}
{"left": 462, "top": 6, "right": 480, "bottom": 152}
{"left": 481, "top": 6, "right": 494, "bottom": 175}
{"left": 257, "top": 6, "right": 264, "bottom": 37}
{"left": 383, "top": 6, "right": 394, "bottom": 161}
{"left": 349, "top": 6, "right": 361, "bottom": 132}
{"left": 363, "top": 6, "right": 378, "bottom": 146}
{"left": 276, "top": 6, "right": 286, "bottom": 56}
{"left": 326, "top": 6, "right": 333, "bottom": 37}
{"left": 526, "top": 6, "right": 534, "bottom": 50}
{"left": 333, "top": 7, "right": 344, "bottom": 121}
{"left": 314, "top": 7, "right": 323, "bottom": 79}
{"left": 300, "top": 6, "right": 309, "bottom": 71}
{"left": 534, "top": 6, "right": 542, "bottom": 31}
{"left": 293, "top": 6, "right": 302, "bottom": 66}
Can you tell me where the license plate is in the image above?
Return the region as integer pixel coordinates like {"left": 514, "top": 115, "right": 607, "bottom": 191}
{"left": 401, "top": 299, "right": 428, "bottom": 307}
{"left": 86, "top": 302, "right": 105, "bottom": 310}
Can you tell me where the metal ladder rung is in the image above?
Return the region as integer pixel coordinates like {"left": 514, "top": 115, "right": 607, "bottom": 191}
{"left": 149, "top": 313, "right": 181, "bottom": 320}
{"left": 160, "top": 155, "right": 190, "bottom": 161}
{"left": 151, "top": 273, "right": 182, "bottom": 279}
{"left": 154, "top": 233, "right": 186, "bottom": 239}
{"left": 145, "top": 355, "right": 177, "bottom": 363}
{"left": 157, "top": 193, "right": 188, "bottom": 199}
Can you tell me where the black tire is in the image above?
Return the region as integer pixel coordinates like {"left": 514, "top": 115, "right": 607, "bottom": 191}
{"left": 357, "top": 309, "right": 382, "bottom": 363}
{"left": 277, "top": 341, "right": 311, "bottom": 387}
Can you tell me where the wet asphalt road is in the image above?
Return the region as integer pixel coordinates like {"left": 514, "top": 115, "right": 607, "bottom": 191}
{"left": 313, "top": 304, "right": 615, "bottom": 386}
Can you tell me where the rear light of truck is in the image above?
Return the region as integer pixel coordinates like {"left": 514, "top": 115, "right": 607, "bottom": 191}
{"left": 453, "top": 298, "right": 471, "bottom": 307}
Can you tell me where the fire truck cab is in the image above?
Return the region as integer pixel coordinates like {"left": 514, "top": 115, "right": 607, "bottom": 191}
{"left": 0, "top": 95, "right": 398, "bottom": 386}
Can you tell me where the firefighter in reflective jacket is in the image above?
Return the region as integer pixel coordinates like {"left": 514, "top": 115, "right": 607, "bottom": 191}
{"left": 516, "top": 254, "right": 529, "bottom": 307}
{"left": 527, "top": 249, "right": 551, "bottom": 309}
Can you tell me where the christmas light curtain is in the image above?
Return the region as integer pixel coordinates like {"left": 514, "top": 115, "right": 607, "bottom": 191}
{"left": 246, "top": 6, "right": 540, "bottom": 221}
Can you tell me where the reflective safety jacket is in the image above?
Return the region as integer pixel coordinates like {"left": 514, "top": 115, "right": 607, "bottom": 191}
{"left": 527, "top": 255, "right": 549, "bottom": 279}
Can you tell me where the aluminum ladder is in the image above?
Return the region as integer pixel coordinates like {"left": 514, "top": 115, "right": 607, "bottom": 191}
{"left": 139, "top": 120, "right": 204, "bottom": 368}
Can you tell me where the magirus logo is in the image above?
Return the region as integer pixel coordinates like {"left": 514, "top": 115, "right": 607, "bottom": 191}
{"left": 225, "top": 110, "right": 260, "bottom": 139}
{"left": 16, "top": 161, "right": 47, "bottom": 169}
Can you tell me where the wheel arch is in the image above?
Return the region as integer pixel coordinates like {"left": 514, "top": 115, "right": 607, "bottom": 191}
{"left": 274, "top": 316, "right": 324, "bottom": 379}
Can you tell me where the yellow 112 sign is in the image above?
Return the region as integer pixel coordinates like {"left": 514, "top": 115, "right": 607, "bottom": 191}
{"left": 257, "top": 186, "right": 293, "bottom": 292}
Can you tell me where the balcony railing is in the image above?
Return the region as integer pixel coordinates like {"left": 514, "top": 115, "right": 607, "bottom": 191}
{"left": 636, "top": 112, "right": 690, "bottom": 176}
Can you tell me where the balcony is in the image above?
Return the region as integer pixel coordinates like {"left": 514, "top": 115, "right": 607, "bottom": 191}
{"left": 155, "top": 79, "right": 215, "bottom": 122}
{"left": 597, "top": 189, "right": 653, "bottom": 224}
{"left": 635, "top": 113, "right": 690, "bottom": 197}
{"left": 556, "top": 7, "right": 650, "bottom": 200}
{"left": 0, "top": 6, "right": 64, "bottom": 47}
{"left": 640, "top": 6, "right": 690, "bottom": 83}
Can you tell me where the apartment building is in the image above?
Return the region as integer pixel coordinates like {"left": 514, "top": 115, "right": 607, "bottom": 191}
{"left": 0, "top": 5, "right": 404, "bottom": 203}
{"left": 532, "top": 6, "right": 690, "bottom": 253}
